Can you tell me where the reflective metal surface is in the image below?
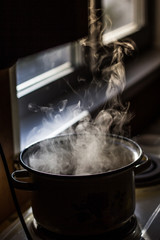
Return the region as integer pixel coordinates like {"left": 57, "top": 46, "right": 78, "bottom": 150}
{"left": 135, "top": 185, "right": 160, "bottom": 240}
{"left": 1, "top": 119, "right": 160, "bottom": 239}
{"left": 135, "top": 118, "right": 160, "bottom": 240}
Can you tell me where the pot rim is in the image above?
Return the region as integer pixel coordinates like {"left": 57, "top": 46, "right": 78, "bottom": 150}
{"left": 20, "top": 134, "right": 143, "bottom": 179}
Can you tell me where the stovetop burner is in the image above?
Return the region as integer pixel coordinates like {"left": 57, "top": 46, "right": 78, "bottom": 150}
{"left": 30, "top": 215, "right": 142, "bottom": 240}
{"left": 135, "top": 154, "right": 160, "bottom": 187}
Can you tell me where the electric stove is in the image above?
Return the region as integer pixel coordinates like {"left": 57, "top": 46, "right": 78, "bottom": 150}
{"left": 1, "top": 153, "right": 160, "bottom": 240}
{"left": 1, "top": 132, "right": 160, "bottom": 239}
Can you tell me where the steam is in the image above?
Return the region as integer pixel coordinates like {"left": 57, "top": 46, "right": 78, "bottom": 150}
{"left": 27, "top": 4, "right": 136, "bottom": 175}
{"left": 29, "top": 134, "right": 136, "bottom": 175}
{"left": 26, "top": 101, "right": 88, "bottom": 146}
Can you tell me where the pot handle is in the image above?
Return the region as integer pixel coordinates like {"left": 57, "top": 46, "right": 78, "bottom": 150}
{"left": 11, "top": 170, "right": 37, "bottom": 191}
{"left": 134, "top": 154, "right": 150, "bottom": 175}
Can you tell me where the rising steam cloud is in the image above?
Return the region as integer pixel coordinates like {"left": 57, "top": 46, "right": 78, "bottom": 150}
{"left": 28, "top": 4, "right": 136, "bottom": 175}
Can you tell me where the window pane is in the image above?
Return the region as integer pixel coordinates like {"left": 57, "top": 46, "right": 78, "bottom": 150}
{"left": 15, "top": 41, "right": 81, "bottom": 150}
{"left": 102, "top": 0, "right": 145, "bottom": 43}
{"left": 102, "top": 0, "right": 135, "bottom": 32}
{"left": 16, "top": 43, "right": 71, "bottom": 85}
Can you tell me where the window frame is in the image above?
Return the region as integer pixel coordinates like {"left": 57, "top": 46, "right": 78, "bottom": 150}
{"left": 126, "top": 0, "right": 154, "bottom": 52}
{"left": 83, "top": 0, "right": 160, "bottom": 136}
{"left": 94, "top": 0, "right": 154, "bottom": 52}
{"left": 16, "top": 0, "right": 157, "bottom": 152}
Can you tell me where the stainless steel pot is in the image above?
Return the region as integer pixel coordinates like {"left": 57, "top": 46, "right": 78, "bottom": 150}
{"left": 12, "top": 134, "right": 150, "bottom": 237}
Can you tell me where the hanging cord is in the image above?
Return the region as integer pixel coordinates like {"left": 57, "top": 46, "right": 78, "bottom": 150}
{"left": 0, "top": 143, "right": 33, "bottom": 240}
